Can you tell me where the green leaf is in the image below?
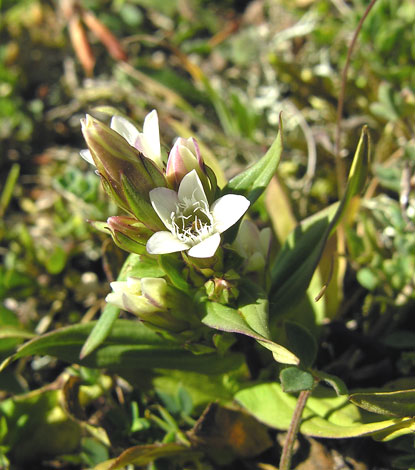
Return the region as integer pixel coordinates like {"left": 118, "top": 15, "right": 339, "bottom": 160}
{"left": 79, "top": 304, "right": 120, "bottom": 360}
{"left": 224, "top": 117, "right": 283, "bottom": 205}
{"left": 2, "top": 320, "right": 244, "bottom": 375}
{"left": 313, "top": 370, "right": 348, "bottom": 396}
{"left": 285, "top": 321, "right": 317, "bottom": 368}
{"left": 238, "top": 281, "right": 270, "bottom": 339}
{"left": 0, "top": 163, "right": 20, "bottom": 218}
{"left": 236, "top": 382, "right": 415, "bottom": 439}
{"left": 201, "top": 301, "right": 299, "bottom": 365}
{"left": 44, "top": 245, "right": 67, "bottom": 275}
{"left": 280, "top": 367, "right": 314, "bottom": 393}
{"left": 350, "top": 389, "right": 415, "bottom": 418}
{"left": 270, "top": 126, "right": 370, "bottom": 313}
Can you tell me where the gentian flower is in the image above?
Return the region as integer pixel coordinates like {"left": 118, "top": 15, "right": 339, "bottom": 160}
{"left": 80, "top": 113, "right": 166, "bottom": 229}
{"left": 146, "top": 170, "right": 250, "bottom": 258}
{"left": 232, "top": 219, "right": 272, "bottom": 272}
{"left": 110, "top": 110, "right": 163, "bottom": 168}
{"left": 106, "top": 276, "right": 193, "bottom": 332}
{"left": 81, "top": 109, "right": 163, "bottom": 169}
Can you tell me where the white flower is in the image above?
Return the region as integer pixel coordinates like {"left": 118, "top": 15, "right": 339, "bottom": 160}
{"left": 106, "top": 277, "right": 163, "bottom": 315}
{"left": 146, "top": 170, "right": 250, "bottom": 258}
{"left": 80, "top": 109, "right": 163, "bottom": 168}
{"left": 232, "top": 219, "right": 272, "bottom": 272}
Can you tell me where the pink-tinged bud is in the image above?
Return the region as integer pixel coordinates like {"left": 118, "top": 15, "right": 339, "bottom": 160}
{"left": 81, "top": 115, "right": 166, "bottom": 229}
{"left": 166, "top": 137, "right": 215, "bottom": 200}
{"left": 106, "top": 216, "right": 154, "bottom": 254}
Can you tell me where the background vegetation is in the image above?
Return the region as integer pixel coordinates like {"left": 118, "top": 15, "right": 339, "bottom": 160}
{"left": 1, "top": 0, "right": 415, "bottom": 468}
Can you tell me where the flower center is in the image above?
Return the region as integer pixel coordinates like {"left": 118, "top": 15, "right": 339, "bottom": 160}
{"left": 171, "top": 196, "right": 213, "bottom": 244}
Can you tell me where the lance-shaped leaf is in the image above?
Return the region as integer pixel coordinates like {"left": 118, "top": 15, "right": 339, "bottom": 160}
{"left": 350, "top": 389, "right": 415, "bottom": 418}
{"left": 1, "top": 320, "right": 244, "bottom": 375}
{"left": 223, "top": 116, "right": 283, "bottom": 205}
{"left": 270, "top": 126, "right": 370, "bottom": 312}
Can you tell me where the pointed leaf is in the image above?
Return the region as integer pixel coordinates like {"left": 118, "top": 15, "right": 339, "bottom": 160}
{"left": 350, "top": 389, "right": 415, "bottom": 418}
{"left": 270, "top": 126, "right": 370, "bottom": 313}
{"left": 79, "top": 304, "right": 119, "bottom": 359}
{"left": 3, "top": 320, "right": 244, "bottom": 375}
{"left": 313, "top": 370, "right": 348, "bottom": 396}
{"left": 224, "top": 117, "right": 283, "bottom": 205}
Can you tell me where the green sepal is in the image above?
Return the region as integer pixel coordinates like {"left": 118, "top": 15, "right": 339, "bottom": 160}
{"left": 122, "top": 174, "right": 165, "bottom": 231}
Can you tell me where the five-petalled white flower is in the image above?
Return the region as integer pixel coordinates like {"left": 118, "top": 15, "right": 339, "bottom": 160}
{"left": 80, "top": 109, "right": 163, "bottom": 169}
{"left": 146, "top": 170, "right": 250, "bottom": 258}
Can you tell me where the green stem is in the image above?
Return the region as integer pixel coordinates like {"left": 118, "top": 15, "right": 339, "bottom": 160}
{"left": 279, "top": 389, "right": 312, "bottom": 470}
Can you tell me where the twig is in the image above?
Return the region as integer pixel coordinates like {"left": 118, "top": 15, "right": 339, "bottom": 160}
{"left": 279, "top": 389, "right": 312, "bottom": 470}
{"left": 335, "top": 0, "right": 379, "bottom": 196}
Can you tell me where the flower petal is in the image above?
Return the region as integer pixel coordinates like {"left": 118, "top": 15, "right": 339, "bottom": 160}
{"left": 166, "top": 139, "right": 185, "bottom": 184}
{"left": 146, "top": 231, "right": 190, "bottom": 255}
{"left": 178, "top": 170, "right": 207, "bottom": 206}
{"left": 187, "top": 232, "right": 221, "bottom": 258}
{"left": 110, "top": 115, "right": 140, "bottom": 147}
{"left": 143, "top": 110, "right": 161, "bottom": 160}
{"left": 149, "top": 187, "right": 179, "bottom": 230}
{"left": 80, "top": 149, "right": 96, "bottom": 166}
{"left": 211, "top": 194, "right": 250, "bottom": 233}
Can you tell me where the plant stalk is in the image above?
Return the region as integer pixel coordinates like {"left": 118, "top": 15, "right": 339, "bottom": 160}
{"left": 279, "top": 389, "right": 312, "bottom": 470}
{"left": 335, "top": 0, "right": 379, "bottom": 196}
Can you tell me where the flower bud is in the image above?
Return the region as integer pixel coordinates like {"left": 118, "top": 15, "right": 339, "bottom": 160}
{"left": 81, "top": 115, "right": 166, "bottom": 229}
{"left": 106, "top": 277, "right": 196, "bottom": 333}
{"left": 110, "top": 110, "right": 163, "bottom": 168}
{"left": 232, "top": 220, "right": 272, "bottom": 273}
{"left": 106, "top": 216, "right": 153, "bottom": 254}
{"left": 205, "top": 276, "right": 239, "bottom": 304}
{"left": 166, "top": 137, "right": 215, "bottom": 200}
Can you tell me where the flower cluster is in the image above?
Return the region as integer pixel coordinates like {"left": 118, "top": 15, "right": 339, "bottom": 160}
{"left": 81, "top": 110, "right": 250, "bottom": 259}
{"left": 81, "top": 110, "right": 266, "bottom": 335}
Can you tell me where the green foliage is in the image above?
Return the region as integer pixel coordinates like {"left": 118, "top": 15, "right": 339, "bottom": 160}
{"left": 1, "top": 0, "right": 415, "bottom": 468}
{"left": 236, "top": 383, "right": 415, "bottom": 440}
